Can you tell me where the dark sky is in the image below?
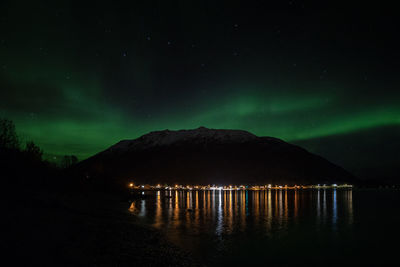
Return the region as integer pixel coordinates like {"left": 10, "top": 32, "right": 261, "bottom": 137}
{"left": 0, "top": 1, "right": 399, "bottom": 179}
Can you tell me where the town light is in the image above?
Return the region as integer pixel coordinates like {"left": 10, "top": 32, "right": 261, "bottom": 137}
{"left": 126, "top": 183, "right": 352, "bottom": 191}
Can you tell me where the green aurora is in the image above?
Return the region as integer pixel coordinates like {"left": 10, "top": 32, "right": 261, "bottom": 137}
{"left": 1, "top": 1, "right": 399, "bottom": 180}
{"left": 2, "top": 65, "right": 399, "bottom": 160}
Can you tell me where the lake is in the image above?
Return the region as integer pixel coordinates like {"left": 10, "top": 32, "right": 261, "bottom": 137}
{"left": 128, "top": 189, "right": 400, "bottom": 266}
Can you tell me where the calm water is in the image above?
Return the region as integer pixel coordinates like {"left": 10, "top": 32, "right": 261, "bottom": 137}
{"left": 128, "top": 189, "right": 400, "bottom": 266}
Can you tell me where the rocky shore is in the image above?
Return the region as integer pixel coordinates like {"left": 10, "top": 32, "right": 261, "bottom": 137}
{"left": 7, "top": 190, "right": 198, "bottom": 266}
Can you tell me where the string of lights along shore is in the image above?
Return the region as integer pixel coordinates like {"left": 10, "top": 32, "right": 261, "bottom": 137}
{"left": 128, "top": 183, "right": 353, "bottom": 190}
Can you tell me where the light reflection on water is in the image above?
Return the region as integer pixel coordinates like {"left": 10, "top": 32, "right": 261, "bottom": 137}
{"left": 128, "top": 189, "right": 400, "bottom": 265}
{"left": 131, "top": 189, "right": 354, "bottom": 236}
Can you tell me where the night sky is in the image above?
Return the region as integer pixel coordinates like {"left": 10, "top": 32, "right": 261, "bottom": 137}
{"left": 1, "top": 1, "right": 399, "bottom": 180}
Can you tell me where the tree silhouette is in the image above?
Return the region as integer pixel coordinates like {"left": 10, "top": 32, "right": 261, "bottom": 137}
{"left": 24, "top": 141, "right": 43, "bottom": 161}
{"left": 62, "top": 155, "right": 78, "bottom": 168}
{"left": 0, "top": 118, "right": 19, "bottom": 150}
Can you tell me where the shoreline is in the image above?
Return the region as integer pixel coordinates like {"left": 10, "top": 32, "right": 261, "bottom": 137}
{"left": 7, "top": 189, "right": 198, "bottom": 266}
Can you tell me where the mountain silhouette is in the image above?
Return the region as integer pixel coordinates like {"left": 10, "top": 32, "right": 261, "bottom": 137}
{"left": 77, "top": 127, "right": 355, "bottom": 187}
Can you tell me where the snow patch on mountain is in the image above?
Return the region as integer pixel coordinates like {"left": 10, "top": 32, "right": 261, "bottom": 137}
{"left": 106, "top": 127, "right": 258, "bottom": 153}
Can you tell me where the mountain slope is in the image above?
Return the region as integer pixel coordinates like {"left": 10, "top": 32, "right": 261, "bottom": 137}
{"left": 78, "top": 127, "right": 355, "bottom": 187}
{"left": 294, "top": 125, "right": 400, "bottom": 183}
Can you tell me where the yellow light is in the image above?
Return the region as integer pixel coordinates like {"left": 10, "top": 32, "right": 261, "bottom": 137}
{"left": 129, "top": 183, "right": 133, "bottom": 187}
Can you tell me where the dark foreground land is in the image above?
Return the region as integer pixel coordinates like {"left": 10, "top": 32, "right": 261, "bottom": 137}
{"left": 6, "top": 189, "right": 198, "bottom": 266}
{"left": 1, "top": 141, "right": 197, "bottom": 266}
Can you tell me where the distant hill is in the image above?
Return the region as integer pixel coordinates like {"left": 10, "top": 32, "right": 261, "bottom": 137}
{"left": 294, "top": 125, "right": 400, "bottom": 183}
{"left": 77, "top": 127, "right": 355, "bottom": 188}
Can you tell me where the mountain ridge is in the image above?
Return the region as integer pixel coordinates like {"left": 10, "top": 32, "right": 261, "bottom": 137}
{"left": 105, "top": 127, "right": 263, "bottom": 153}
